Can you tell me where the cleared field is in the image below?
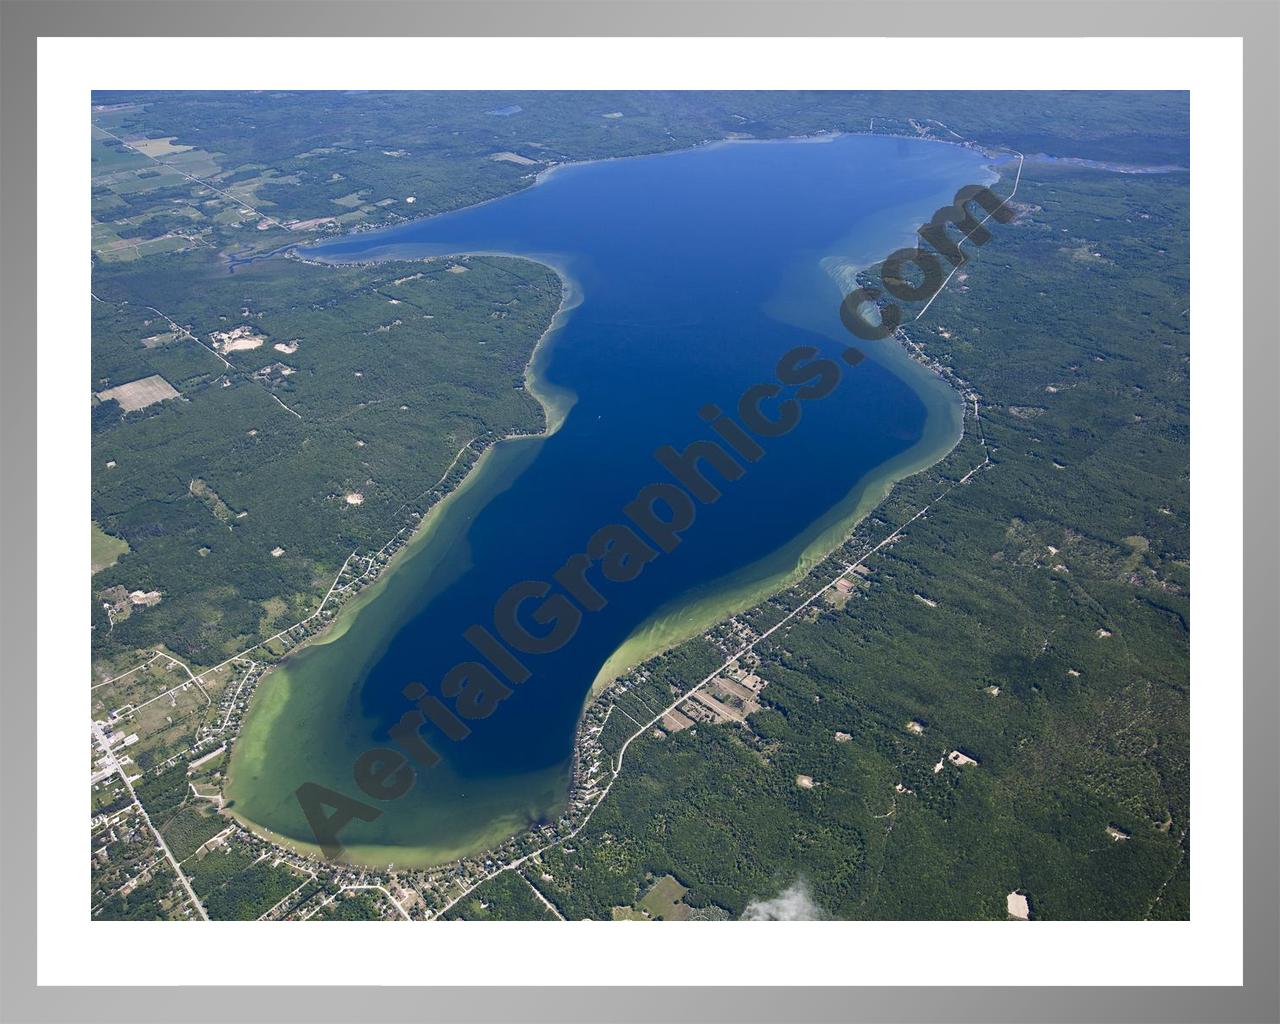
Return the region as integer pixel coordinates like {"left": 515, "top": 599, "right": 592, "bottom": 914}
{"left": 91, "top": 130, "right": 150, "bottom": 175}
{"left": 91, "top": 653, "right": 214, "bottom": 773}
{"left": 194, "top": 660, "right": 253, "bottom": 714}
{"left": 125, "top": 135, "right": 193, "bottom": 158}
{"left": 140, "top": 330, "right": 179, "bottom": 349}
{"left": 489, "top": 151, "right": 539, "bottom": 165}
{"left": 115, "top": 676, "right": 209, "bottom": 769}
{"left": 92, "top": 658, "right": 180, "bottom": 720}
{"left": 107, "top": 170, "right": 191, "bottom": 196}
{"left": 330, "top": 190, "right": 369, "bottom": 208}
{"left": 131, "top": 236, "right": 195, "bottom": 259}
{"left": 92, "top": 521, "right": 130, "bottom": 573}
{"left": 126, "top": 675, "right": 206, "bottom": 726}
{"left": 96, "top": 373, "right": 180, "bottom": 412}
{"left": 637, "top": 875, "right": 692, "bottom": 921}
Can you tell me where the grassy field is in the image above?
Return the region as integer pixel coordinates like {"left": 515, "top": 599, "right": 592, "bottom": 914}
{"left": 638, "top": 875, "right": 693, "bottom": 921}
{"left": 91, "top": 521, "right": 129, "bottom": 573}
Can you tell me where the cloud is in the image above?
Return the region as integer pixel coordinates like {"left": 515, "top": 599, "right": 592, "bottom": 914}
{"left": 741, "top": 881, "right": 823, "bottom": 921}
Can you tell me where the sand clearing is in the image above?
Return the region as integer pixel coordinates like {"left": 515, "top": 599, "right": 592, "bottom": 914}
{"left": 270, "top": 547, "right": 285, "bottom": 558}
{"left": 1007, "top": 892, "right": 1030, "bottom": 920}
{"left": 273, "top": 340, "right": 299, "bottom": 354}
{"left": 795, "top": 775, "right": 814, "bottom": 789}
{"left": 948, "top": 750, "right": 979, "bottom": 767}
{"left": 906, "top": 720, "right": 926, "bottom": 735}
{"left": 211, "top": 325, "right": 266, "bottom": 354}
{"left": 345, "top": 492, "right": 365, "bottom": 506}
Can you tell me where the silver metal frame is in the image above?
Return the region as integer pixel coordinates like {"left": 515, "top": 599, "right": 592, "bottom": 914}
{"left": 2, "top": 2, "right": 1275, "bottom": 1021}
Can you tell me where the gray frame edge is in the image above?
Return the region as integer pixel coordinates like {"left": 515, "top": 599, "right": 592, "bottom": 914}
{"left": 0, "top": 2, "right": 1275, "bottom": 1022}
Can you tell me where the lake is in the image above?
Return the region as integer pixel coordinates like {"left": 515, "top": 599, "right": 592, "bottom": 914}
{"left": 224, "top": 133, "right": 995, "bottom": 866}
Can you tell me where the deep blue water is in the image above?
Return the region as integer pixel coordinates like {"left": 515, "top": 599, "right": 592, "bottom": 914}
{"left": 238, "top": 135, "right": 994, "bottom": 860}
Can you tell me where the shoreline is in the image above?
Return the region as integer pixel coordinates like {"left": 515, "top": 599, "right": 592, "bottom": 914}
{"left": 219, "top": 131, "right": 1004, "bottom": 869}
{"left": 588, "top": 345, "right": 965, "bottom": 694}
{"left": 274, "top": 125, "right": 1007, "bottom": 261}
{"left": 225, "top": 253, "right": 967, "bottom": 870}
{"left": 221, "top": 259, "right": 578, "bottom": 859}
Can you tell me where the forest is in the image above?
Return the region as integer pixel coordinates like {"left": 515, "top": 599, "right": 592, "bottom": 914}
{"left": 91, "top": 252, "right": 560, "bottom": 664}
{"left": 524, "top": 162, "right": 1190, "bottom": 920}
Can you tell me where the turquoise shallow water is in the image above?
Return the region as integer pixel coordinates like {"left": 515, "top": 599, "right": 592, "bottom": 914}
{"left": 226, "top": 134, "right": 994, "bottom": 864}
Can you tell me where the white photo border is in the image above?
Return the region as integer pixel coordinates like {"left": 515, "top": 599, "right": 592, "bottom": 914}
{"left": 38, "top": 35, "right": 1241, "bottom": 987}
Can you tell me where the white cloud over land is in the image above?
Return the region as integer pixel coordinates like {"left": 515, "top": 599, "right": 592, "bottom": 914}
{"left": 741, "top": 882, "right": 823, "bottom": 921}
